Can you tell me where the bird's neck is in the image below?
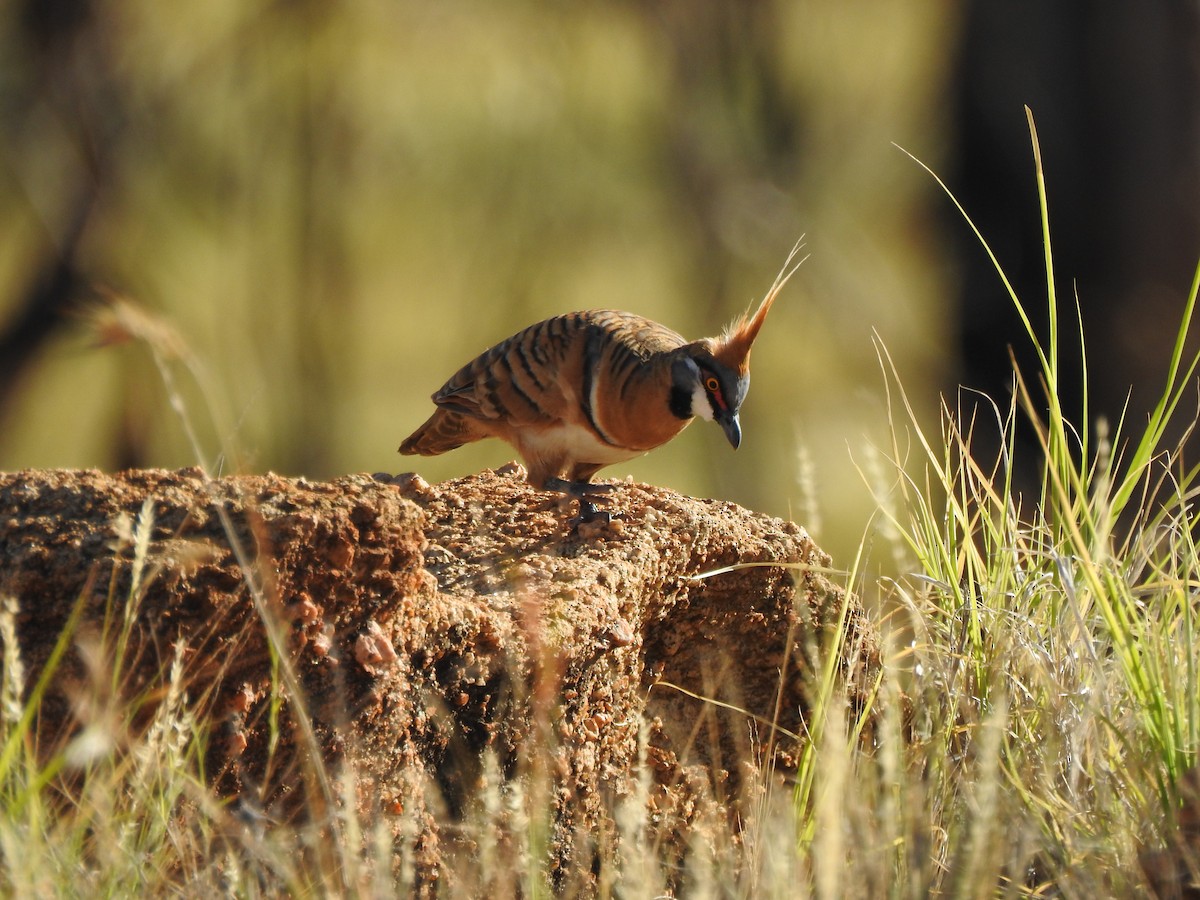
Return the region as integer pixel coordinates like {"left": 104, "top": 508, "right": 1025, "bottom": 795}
{"left": 668, "top": 353, "right": 705, "bottom": 421}
{"left": 668, "top": 382, "right": 693, "bottom": 420}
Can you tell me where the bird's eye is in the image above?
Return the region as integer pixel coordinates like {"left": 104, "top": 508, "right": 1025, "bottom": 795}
{"left": 705, "top": 376, "right": 720, "bottom": 393}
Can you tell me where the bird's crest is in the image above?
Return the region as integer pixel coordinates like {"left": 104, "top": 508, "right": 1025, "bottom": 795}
{"left": 711, "top": 238, "right": 807, "bottom": 375}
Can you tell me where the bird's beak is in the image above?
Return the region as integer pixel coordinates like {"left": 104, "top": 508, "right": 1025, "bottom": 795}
{"left": 719, "top": 412, "right": 742, "bottom": 449}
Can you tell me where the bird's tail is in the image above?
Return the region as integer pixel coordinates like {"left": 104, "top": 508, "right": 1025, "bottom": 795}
{"left": 398, "top": 408, "right": 485, "bottom": 456}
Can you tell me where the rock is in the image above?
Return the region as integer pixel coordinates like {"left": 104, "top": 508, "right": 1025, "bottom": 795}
{"left": 0, "top": 466, "right": 880, "bottom": 893}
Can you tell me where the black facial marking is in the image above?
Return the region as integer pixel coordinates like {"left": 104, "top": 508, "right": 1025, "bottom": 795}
{"left": 669, "top": 357, "right": 698, "bottom": 420}
{"left": 668, "top": 384, "right": 692, "bottom": 419}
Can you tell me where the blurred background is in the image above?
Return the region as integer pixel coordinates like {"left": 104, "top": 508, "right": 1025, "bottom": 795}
{"left": 1, "top": 0, "right": 1197, "bottom": 566}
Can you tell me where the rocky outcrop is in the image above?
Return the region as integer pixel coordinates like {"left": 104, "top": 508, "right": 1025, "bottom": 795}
{"left": 0, "top": 465, "right": 880, "bottom": 893}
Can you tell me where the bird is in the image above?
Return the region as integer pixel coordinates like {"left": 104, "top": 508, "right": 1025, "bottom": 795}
{"left": 399, "top": 243, "right": 804, "bottom": 525}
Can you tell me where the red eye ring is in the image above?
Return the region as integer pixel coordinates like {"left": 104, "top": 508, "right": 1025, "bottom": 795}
{"left": 705, "top": 376, "right": 720, "bottom": 392}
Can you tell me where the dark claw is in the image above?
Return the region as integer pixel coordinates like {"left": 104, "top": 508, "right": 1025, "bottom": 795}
{"left": 541, "top": 477, "right": 617, "bottom": 532}
{"left": 569, "top": 499, "right": 612, "bottom": 531}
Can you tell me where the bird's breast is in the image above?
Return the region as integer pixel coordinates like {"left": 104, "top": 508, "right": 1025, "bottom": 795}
{"left": 589, "top": 364, "right": 693, "bottom": 453}
{"left": 516, "top": 420, "right": 644, "bottom": 468}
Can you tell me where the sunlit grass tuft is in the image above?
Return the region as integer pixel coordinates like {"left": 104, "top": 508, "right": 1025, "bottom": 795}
{"left": 836, "top": 109, "right": 1200, "bottom": 895}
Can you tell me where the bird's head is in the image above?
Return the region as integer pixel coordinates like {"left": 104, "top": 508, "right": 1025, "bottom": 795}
{"left": 670, "top": 352, "right": 751, "bottom": 448}
{"left": 669, "top": 241, "right": 804, "bottom": 449}
{"left": 669, "top": 287, "right": 774, "bottom": 450}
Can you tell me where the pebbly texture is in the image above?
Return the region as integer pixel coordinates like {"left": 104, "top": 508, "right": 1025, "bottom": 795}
{"left": 0, "top": 465, "right": 880, "bottom": 894}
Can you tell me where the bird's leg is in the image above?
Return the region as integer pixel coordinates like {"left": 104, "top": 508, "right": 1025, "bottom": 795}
{"left": 542, "top": 476, "right": 616, "bottom": 497}
{"left": 542, "top": 476, "right": 615, "bottom": 527}
{"left": 573, "top": 498, "right": 608, "bottom": 526}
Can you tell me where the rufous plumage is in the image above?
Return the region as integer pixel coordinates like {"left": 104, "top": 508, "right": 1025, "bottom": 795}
{"left": 399, "top": 242, "right": 804, "bottom": 524}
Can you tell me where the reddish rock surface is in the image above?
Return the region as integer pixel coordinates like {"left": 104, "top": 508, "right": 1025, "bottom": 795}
{"left": 0, "top": 466, "right": 880, "bottom": 893}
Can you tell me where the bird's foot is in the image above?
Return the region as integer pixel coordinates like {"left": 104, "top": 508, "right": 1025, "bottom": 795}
{"left": 541, "top": 477, "right": 615, "bottom": 533}
{"left": 570, "top": 498, "right": 612, "bottom": 530}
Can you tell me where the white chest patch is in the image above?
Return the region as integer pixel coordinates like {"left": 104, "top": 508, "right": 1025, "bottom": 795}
{"left": 691, "top": 382, "right": 714, "bottom": 421}
{"left": 519, "top": 422, "right": 642, "bottom": 467}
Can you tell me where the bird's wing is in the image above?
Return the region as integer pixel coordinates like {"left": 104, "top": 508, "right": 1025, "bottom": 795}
{"left": 430, "top": 319, "right": 569, "bottom": 426}
{"left": 589, "top": 310, "right": 688, "bottom": 359}
{"left": 430, "top": 310, "right": 688, "bottom": 427}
